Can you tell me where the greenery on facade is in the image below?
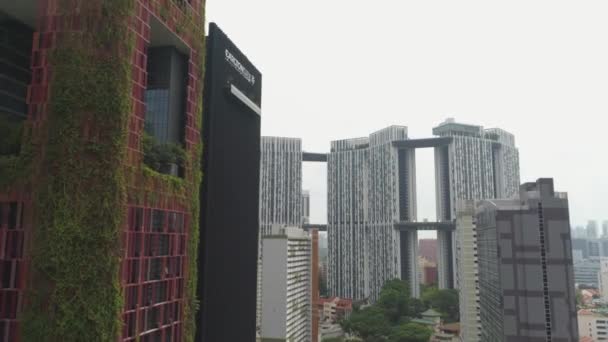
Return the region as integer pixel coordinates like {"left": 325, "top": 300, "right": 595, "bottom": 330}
{"left": 0, "top": 114, "right": 34, "bottom": 191}
{"left": 340, "top": 280, "right": 457, "bottom": 342}
{"left": 0, "top": 115, "right": 23, "bottom": 155}
{"left": 21, "top": 1, "right": 136, "bottom": 340}
{"left": 142, "top": 132, "right": 187, "bottom": 174}
{"left": 4, "top": 0, "right": 205, "bottom": 340}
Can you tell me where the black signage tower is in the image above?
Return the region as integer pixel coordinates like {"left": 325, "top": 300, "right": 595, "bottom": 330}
{"left": 198, "top": 23, "right": 262, "bottom": 342}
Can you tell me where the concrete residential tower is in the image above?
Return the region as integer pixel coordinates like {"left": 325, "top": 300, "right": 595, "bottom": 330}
{"left": 328, "top": 120, "right": 520, "bottom": 302}
{"left": 259, "top": 137, "right": 303, "bottom": 236}
{"left": 455, "top": 200, "right": 481, "bottom": 342}
{"left": 261, "top": 227, "right": 312, "bottom": 342}
{"left": 476, "top": 179, "right": 578, "bottom": 341}
{"left": 328, "top": 126, "right": 417, "bottom": 301}
{"left": 257, "top": 136, "right": 303, "bottom": 330}
{"left": 434, "top": 119, "right": 520, "bottom": 289}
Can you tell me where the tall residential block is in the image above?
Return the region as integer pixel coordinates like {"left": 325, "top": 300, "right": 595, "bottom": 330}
{"left": 257, "top": 136, "right": 302, "bottom": 330}
{"left": 0, "top": 1, "right": 206, "bottom": 341}
{"left": 259, "top": 137, "right": 303, "bottom": 236}
{"left": 476, "top": 179, "right": 578, "bottom": 341}
{"left": 455, "top": 200, "right": 481, "bottom": 342}
{"left": 434, "top": 118, "right": 520, "bottom": 289}
{"left": 261, "top": 227, "right": 312, "bottom": 342}
{"left": 328, "top": 120, "right": 519, "bottom": 302}
{"left": 311, "top": 229, "right": 320, "bottom": 342}
{"left": 328, "top": 126, "right": 417, "bottom": 301}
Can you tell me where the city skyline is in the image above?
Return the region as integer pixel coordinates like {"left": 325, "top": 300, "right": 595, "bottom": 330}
{"left": 0, "top": 1, "right": 603, "bottom": 341}
{"left": 207, "top": 0, "right": 608, "bottom": 228}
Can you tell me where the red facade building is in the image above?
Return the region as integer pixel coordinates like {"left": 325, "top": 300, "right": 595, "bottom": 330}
{"left": 0, "top": 0, "right": 205, "bottom": 341}
{"left": 419, "top": 238, "right": 438, "bottom": 264}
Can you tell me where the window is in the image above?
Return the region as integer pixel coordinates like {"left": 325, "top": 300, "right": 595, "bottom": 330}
{"left": 143, "top": 46, "right": 188, "bottom": 176}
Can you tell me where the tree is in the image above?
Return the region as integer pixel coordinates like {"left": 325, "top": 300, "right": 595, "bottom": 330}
{"left": 378, "top": 280, "right": 410, "bottom": 323}
{"left": 422, "top": 287, "right": 459, "bottom": 323}
{"left": 341, "top": 306, "right": 391, "bottom": 340}
{"left": 408, "top": 298, "right": 427, "bottom": 317}
{"left": 389, "top": 323, "right": 433, "bottom": 342}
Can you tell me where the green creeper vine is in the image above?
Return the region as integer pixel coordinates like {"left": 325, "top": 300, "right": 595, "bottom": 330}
{"left": 23, "top": 0, "right": 135, "bottom": 341}
{"left": 16, "top": 0, "right": 206, "bottom": 341}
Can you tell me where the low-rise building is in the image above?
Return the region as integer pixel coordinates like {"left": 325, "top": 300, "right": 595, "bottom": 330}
{"left": 578, "top": 309, "right": 608, "bottom": 341}
{"left": 319, "top": 322, "right": 345, "bottom": 340}
{"left": 419, "top": 257, "right": 438, "bottom": 285}
{"left": 318, "top": 297, "right": 353, "bottom": 323}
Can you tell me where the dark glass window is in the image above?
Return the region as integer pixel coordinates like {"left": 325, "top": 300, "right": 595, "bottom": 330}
{"left": 144, "top": 47, "right": 187, "bottom": 145}
{"left": 0, "top": 18, "right": 32, "bottom": 119}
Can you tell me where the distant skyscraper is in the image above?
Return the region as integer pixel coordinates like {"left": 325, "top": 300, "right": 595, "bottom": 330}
{"left": 589, "top": 240, "right": 601, "bottom": 258}
{"left": 587, "top": 220, "right": 599, "bottom": 239}
{"left": 574, "top": 225, "right": 587, "bottom": 239}
{"left": 434, "top": 119, "right": 520, "bottom": 289}
{"left": 302, "top": 190, "right": 311, "bottom": 225}
{"left": 573, "top": 238, "right": 590, "bottom": 259}
{"left": 477, "top": 179, "right": 578, "bottom": 341}
{"left": 574, "top": 259, "right": 600, "bottom": 287}
{"left": 455, "top": 200, "right": 481, "bottom": 342}
{"left": 603, "top": 221, "right": 608, "bottom": 238}
{"left": 257, "top": 136, "right": 303, "bottom": 330}
{"left": 260, "top": 227, "right": 312, "bottom": 342}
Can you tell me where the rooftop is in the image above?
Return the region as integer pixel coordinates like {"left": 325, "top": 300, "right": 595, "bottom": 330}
{"left": 421, "top": 308, "right": 442, "bottom": 317}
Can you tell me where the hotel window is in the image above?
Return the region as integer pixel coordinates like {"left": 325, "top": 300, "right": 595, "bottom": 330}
{"left": 0, "top": 16, "right": 32, "bottom": 156}
{"left": 144, "top": 46, "right": 188, "bottom": 176}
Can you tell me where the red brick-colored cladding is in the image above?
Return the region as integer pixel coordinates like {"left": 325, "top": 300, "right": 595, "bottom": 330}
{"left": 122, "top": 1, "right": 204, "bottom": 341}
{"left": 23, "top": 0, "right": 206, "bottom": 341}
{"left": 128, "top": 0, "right": 204, "bottom": 170}
{"left": 121, "top": 206, "right": 190, "bottom": 341}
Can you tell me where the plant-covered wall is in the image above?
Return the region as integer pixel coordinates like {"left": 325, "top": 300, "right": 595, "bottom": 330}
{"left": 22, "top": 0, "right": 136, "bottom": 340}
{"left": 15, "top": 0, "right": 206, "bottom": 340}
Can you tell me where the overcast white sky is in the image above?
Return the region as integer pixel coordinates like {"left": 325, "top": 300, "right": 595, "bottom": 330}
{"left": 207, "top": 0, "right": 608, "bottom": 231}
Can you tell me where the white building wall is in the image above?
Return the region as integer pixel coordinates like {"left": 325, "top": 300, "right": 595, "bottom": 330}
{"left": 261, "top": 228, "right": 312, "bottom": 342}
{"left": 578, "top": 312, "right": 608, "bottom": 341}
{"left": 599, "top": 259, "right": 608, "bottom": 301}
{"left": 258, "top": 137, "right": 303, "bottom": 330}
{"left": 328, "top": 126, "right": 415, "bottom": 301}
{"left": 433, "top": 120, "right": 520, "bottom": 290}
{"left": 328, "top": 138, "right": 369, "bottom": 301}
{"left": 456, "top": 200, "right": 481, "bottom": 342}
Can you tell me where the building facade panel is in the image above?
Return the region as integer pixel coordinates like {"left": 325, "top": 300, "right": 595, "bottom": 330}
{"left": 261, "top": 228, "right": 312, "bottom": 342}
{"left": 476, "top": 179, "right": 578, "bottom": 341}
